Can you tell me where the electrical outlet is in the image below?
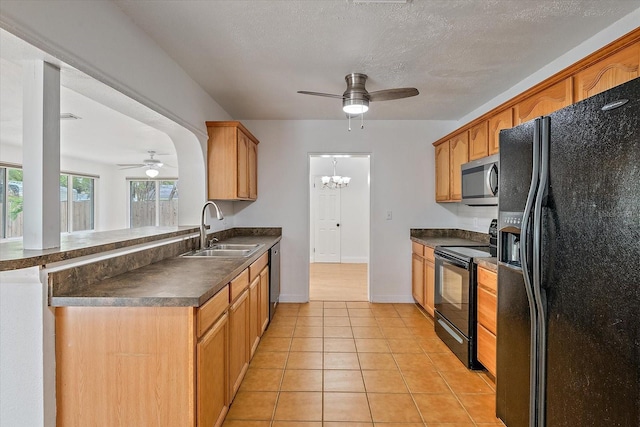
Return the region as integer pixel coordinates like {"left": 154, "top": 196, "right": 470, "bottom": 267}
{"left": 386, "top": 210, "right": 393, "bottom": 220}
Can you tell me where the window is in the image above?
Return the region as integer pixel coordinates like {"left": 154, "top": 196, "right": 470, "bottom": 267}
{"left": 0, "top": 167, "right": 24, "bottom": 239}
{"left": 129, "top": 180, "right": 178, "bottom": 227}
{"left": 0, "top": 166, "right": 95, "bottom": 239}
{"left": 60, "top": 174, "right": 95, "bottom": 232}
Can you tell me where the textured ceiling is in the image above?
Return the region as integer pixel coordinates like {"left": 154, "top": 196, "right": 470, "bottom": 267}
{"left": 114, "top": 0, "right": 640, "bottom": 120}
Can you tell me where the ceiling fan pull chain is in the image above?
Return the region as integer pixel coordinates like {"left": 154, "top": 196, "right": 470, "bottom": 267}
{"left": 348, "top": 114, "right": 352, "bottom": 131}
{"left": 361, "top": 113, "right": 364, "bottom": 130}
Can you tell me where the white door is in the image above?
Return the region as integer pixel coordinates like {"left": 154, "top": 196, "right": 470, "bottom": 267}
{"left": 313, "top": 176, "right": 341, "bottom": 263}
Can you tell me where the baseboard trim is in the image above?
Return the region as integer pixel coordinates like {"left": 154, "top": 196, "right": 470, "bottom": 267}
{"left": 370, "top": 294, "right": 416, "bottom": 304}
{"left": 278, "top": 294, "right": 308, "bottom": 303}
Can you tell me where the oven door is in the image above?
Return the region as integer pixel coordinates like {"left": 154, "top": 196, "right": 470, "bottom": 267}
{"left": 435, "top": 254, "right": 471, "bottom": 337}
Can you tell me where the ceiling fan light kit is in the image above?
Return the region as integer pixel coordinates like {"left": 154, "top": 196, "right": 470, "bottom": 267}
{"left": 145, "top": 167, "right": 160, "bottom": 178}
{"left": 298, "top": 73, "right": 418, "bottom": 130}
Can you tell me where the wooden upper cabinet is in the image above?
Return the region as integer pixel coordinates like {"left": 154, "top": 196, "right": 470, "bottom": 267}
{"left": 449, "top": 132, "right": 469, "bottom": 201}
{"left": 574, "top": 43, "right": 640, "bottom": 102}
{"left": 435, "top": 142, "right": 450, "bottom": 202}
{"left": 206, "top": 121, "right": 259, "bottom": 201}
{"left": 488, "top": 108, "right": 513, "bottom": 155}
{"left": 515, "top": 78, "right": 573, "bottom": 124}
{"left": 469, "top": 121, "right": 489, "bottom": 161}
{"left": 248, "top": 141, "right": 258, "bottom": 199}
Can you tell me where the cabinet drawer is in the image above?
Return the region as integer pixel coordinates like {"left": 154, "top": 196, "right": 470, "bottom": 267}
{"left": 411, "top": 241, "right": 424, "bottom": 257}
{"left": 477, "top": 323, "right": 497, "bottom": 377}
{"left": 249, "top": 252, "right": 268, "bottom": 282}
{"left": 424, "top": 245, "right": 435, "bottom": 262}
{"left": 230, "top": 269, "right": 250, "bottom": 302}
{"left": 477, "top": 286, "right": 497, "bottom": 335}
{"left": 477, "top": 267, "right": 497, "bottom": 294}
{"left": 198, "top": 285, "right": 230, "bottom": 338}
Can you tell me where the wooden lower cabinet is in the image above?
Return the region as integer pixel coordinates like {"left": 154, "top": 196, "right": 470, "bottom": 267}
{"left": 476, "top": 266, "right": 498, "bottom": 377}
{"left": 249, "top": 275, "right": 260, "bottom": 358}
{"left": 229, "top": 289, "right": 250, "bottom": 399}
{"left": 56, "top": 306, "right": 196, "bottom": 427}
{"left": 197, "top": 312, "right": 229, "bottom": 427}
{"left": 55, "top": 257, "right": 275, "bottom": 427}
{"left": 424, "top": 257, "right": 435, "bottom": 317}
{"left": 477, "top": 323, "right": 497, "bottom": 376}
{"left": 411, "top": 242, "right": 435, "bottom": 317}
{"left": 260, "top": 266, "right": 270, "bottom": 334}
{"left": 411, "top": 252, "right": 426, "bottom": 307}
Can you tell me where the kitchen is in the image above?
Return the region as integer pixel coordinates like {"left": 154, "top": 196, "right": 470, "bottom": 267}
{"left": 1, "top": 2, "right": 639, "bottom": 427}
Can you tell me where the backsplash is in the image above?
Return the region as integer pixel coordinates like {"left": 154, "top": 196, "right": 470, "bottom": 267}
{"left": 456, "top": 204, "right": 498, "bottom": 233}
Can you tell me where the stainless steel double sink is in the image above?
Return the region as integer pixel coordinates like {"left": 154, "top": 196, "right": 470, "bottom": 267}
{"left": 181, "top": 243, "right": 264, "bottom": 258}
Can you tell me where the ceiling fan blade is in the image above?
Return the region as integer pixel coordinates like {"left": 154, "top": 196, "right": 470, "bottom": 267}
{"left": 297, "top": 91, "right": 345, "bottom": 99}
{"left": 368, "top": 88, "right": 419, "bottom": 102}
{"left": 118, "top": 164, "right": 144, "bottom": 170}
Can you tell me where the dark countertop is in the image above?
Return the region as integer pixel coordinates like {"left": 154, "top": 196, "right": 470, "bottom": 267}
{"left": 409, "top": 228, "right": 497, "bottom": 270}
{"left": 50, "top": 235, "right": 281, "bottom": 308}
{"left": 476, "top": 257, "right": 498, "bottom": 272}
{"left": 411, "top": 236, "right": 488, "bottom": 248}
{"left": 0, "top": 226, "right": 199, "bottom": 271}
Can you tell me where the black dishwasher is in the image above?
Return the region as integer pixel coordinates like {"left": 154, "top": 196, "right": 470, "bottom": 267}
{"left": 268, "top": 242, "right": 280, "bottom": 321}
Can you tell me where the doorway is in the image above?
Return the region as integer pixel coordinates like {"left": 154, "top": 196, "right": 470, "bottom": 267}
{"left": 309, "top": 154, "right": 370, "bottom": 301}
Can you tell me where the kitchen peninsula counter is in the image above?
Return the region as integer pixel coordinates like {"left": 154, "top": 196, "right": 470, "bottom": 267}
{"left": 49, "top": 234, "right": 281, "bottom": 308}
{"left": 0, "top": 226, "right": 199, "bottom": 271}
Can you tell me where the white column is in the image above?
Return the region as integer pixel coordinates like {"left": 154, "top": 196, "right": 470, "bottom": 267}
{"left": 22, "top": 60, "right": 61, "bottom": 250}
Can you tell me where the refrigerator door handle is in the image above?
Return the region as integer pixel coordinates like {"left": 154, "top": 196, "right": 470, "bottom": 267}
{"left": 521, "top": 117, "right": 542, "bottom": 427}
{"left": 532, "top": 116, "right": 551, "bottom": 427}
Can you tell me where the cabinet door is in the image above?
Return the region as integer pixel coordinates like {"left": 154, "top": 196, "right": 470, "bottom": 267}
{"left": 477, "top": 286, "right": 497, "bottom": 335}
{"left": 435, "top": 142, "right": 450, "bottom": 202}
{"left": 424, "top": 259, "right": 435, "bottom": 317}
{"left": 236, "top": 131, "right": 249, "bottom": 199}
{"left": 259, "top": 267, "right": 270, "bottom": 334}
{"left": 488, "top": 108, "right": 513, "bottom": 155}
{"left": 229, "top": 289, "right": 249, "bottom": 400}
{"left": 469, "top": 121, "right": 489, "bottom": 161}
{"left": 449, "top": 132, "right": 469, "bottom": 201}
{"left": 197, "top": 312, "right": 229, "bottom": 427}
{"left": 515, "top": 78, "right": 573, "bottom": 125}
{"left": 411, "top": 253, "right": 425, "bottom": 307}
{"left": 248, "top": 141, "right": 258, "bottom": 200}
{"left": 249, "top": 276, "right": 260, "bottom": 359}
{"left": 574, "top": 43, "right": 640, "bottom": 102}
{"left": 477, "top": 323, "right": 497, "bottom": 377}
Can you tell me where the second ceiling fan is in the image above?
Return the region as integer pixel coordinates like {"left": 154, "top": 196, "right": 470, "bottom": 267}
{"left": 298, "top": 73, "right": 419, "bottom": 119}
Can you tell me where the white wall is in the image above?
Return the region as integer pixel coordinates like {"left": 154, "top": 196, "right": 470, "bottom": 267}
{"left": 310, "top": 156, "right": 370, "bottom": 263}
{"left": 235, "top": 120, "right": 459, "bottom": 303}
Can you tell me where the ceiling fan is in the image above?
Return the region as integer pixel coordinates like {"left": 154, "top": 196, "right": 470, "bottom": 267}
{"left": 117, "top": 151, "right": 173, "bottom": 177}
{"left": 298, "top": 73, "right": 419, "bottom": 129}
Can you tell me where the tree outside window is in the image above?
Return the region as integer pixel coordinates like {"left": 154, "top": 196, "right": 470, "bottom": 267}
{"left": 130, "top": 180, "right": 178, "bottom": 227}
{"left": 0, "top": 167, "right": 95, "bottom": 239}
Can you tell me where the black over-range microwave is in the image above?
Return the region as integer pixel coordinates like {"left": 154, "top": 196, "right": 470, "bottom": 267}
{"left": 461, "top": 154, "right": 499, "bottom": 206}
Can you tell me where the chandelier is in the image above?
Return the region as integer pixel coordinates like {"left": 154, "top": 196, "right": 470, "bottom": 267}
{"left": 321, "top": 158, "right": 351, "bottom": 189}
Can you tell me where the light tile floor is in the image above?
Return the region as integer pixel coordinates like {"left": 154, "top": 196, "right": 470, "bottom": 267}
{"left": 223, "top": 301, "right": 505, "bottom": 427}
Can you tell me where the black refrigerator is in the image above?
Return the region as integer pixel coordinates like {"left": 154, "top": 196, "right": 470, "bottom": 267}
{"left": 496, "top": 77, "right": 640, "bottom": 427}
